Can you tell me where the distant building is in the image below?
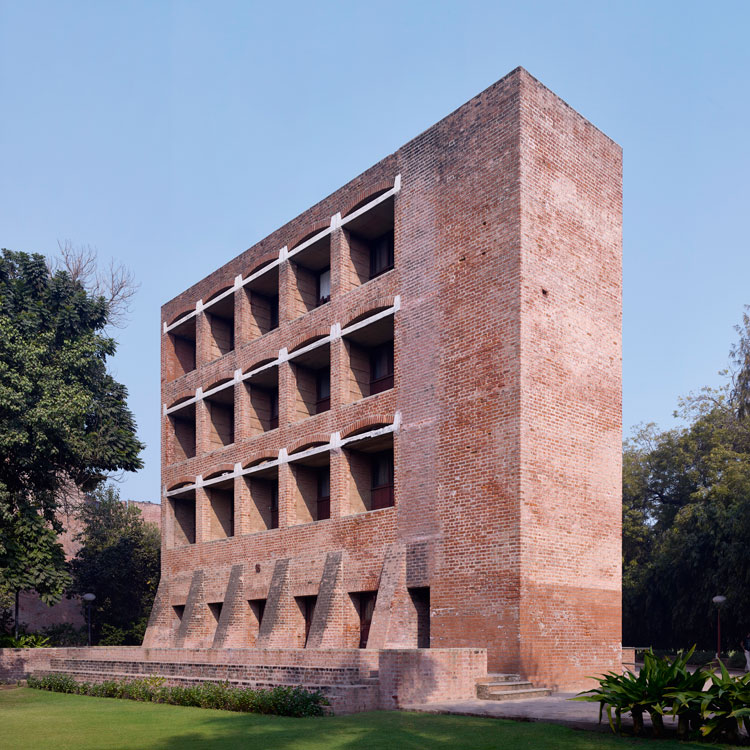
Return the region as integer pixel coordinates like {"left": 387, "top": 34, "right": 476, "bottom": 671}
{"left": 145, "top": 66, "right": 622, "bottom": 695}
{"left": 17, "top": 493, "right": 161, "bottom": 632}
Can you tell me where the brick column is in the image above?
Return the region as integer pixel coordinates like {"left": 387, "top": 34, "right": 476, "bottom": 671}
{"left": 329, "top": 336, "right": 347, "bottom": 411}
{"left": 195, "top": 310, "right": 211, "bottom": 367}
{"left": 235, "top": 277, "right": 251, "bottom": 350}
{"left": 278, "top": 258, "right": 294, "bottom": 326}
{"left": 235, "top": 379, "right": 251, "bottom": 444}
{"left": 234, "top": 473, "right": 252, "bottom": 536}
{"left": 278, "top": 359, "right": 295, "bottom": 429}
{"left": 194, "top": 486, "right": 211, "bottom": 545}
{"left": 277, "top": 461, "right": 294, "bottom": 529}
{"left": 195, "top": 398, "right": 209, "bottom": 457}
{"left": 329, "top": 447, "right": 346, "bottom": 520}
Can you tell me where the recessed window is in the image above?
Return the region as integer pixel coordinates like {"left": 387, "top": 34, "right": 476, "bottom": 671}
{"left": 204, "top": 289, "right": 235, "bottom": 360}
{"left": 409, "top": 587, "right": 430, "bottom": 648}
{"left": 317, "top": 267, "right": 331, "bottom": 306}
{"left": 369, "top": 343, "right": 394, "bottom": 395}
{"left": 169, "top": 490, "right": 196, "bottom": 546}
{"left": 290, "top": 338, "right": 331, "bottom": 420}
{"left": 344, "top": 432, "right": 394, "bottom": 514}
{"left": 204, "top": 383, "right": 234, "bottom": 450}
{"left": 295, "top": 595, "right": 317, "bottom": 648}
{"left": 289, "top": 447, "right": 330, "bottom": 525}
{"left": 350, "top": 591, "right": 377, "bottom": 648}
{"left": 205, "top": 476, "right": 234, "bottom": 540}
{"left": 244, "top": 461, "right": 279, "bottom": 531}
{"left": 249, "top": 599, "right": 266, "bottom": 629}
{"left": 167, "top": 315, "right": 196, "bottom": 379}
{"left": 290, "top": 231, "right": 331, "bottom": 316}
{"left": 244, "top": 262, "right": 279, "bottom": 339}
{"left": 342, "top": 193, "right": 394, "bottom": 289}
{"left": 244, "top": 363, "right": 279, "bottom": 434}
{"left": 169, "top": 403, "right": 196, "bottom": 462}
{"left": 342, "top": 314, "right": 394, "bottom": 402}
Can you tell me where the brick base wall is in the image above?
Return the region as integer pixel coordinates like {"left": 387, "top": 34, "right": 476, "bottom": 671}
{"left": 0, "top": 646, "right": 486, "bottom": 713}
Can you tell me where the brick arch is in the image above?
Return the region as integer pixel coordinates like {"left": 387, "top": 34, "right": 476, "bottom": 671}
{"left": 243, "top": 357, "right": 278, "bottom": 376}
{"left": 166, "top": 308, "right": 194, "bottom": 327}
{"left": 204, "top": 464, "right": 236, "bottom": 480}
{"left": 167, "top": 389, "right": 196, "bottom": 410}
{"left": 243, "top": 453, "right": 277, "bottom": 470}
{"left": 243, "top": 251, "right": 278, "bottom": 279}
{"left": 204, "top": 376, "right": 235, "bottom": 392}
{"left": 167, "top": 476, "right": 196, "bottom": 492}
{"left": 288, "top": 222, "right": 330, "bottom": 251}
{"left": 343, "top": 298, "right": 395, "bottom": 329}
{"left": 287, "top": 434, "right": 331, "bottom": 455}
{"left": 341, "top": 416, "right": 394, "bottom": 439}
{"left": 341, "top": 180, "right": 395, "bottom": 218}
{"left": 203, "top": 283, "right": 234, "bottom": 304}
{"left": 288, "top": 329, "right": 330, "bottom": 354}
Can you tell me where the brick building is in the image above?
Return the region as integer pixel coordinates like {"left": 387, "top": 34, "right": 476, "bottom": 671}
{"left": 144, "top": 67, "right": 622, "bottom": 696}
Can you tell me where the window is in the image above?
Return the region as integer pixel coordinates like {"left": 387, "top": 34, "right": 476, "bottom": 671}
{"left": 352, "top": 591, "right": 377, "bottom": 648}
{"left": 249, "top": 599, "right": 266, "bottom": 628}
{"left": 317, "top": 467, "right": 330, "bottom": 521}
{"left": 316, "top": 368, "right": 330, "bottom": 414}
{"left": 295, "top": 595, "right": 317, "bottom": 647}
{"left": 317, "top": 267, "right": 331, "bottom": 306}
{"left": 270, "top": 482, "right": 279, "bottom": 529}
{"left": 370, "top": 342, "right": 394, "bottom": 395}
{"left": 244, "top": 262, "right": 279, "bottom": 339}
{"left": 369, "top": 231, "right": 394, "bottom": 279}
{"left": 244, "top": 363, "right": 279, "bottom": 435}
{"left": 370, "top": 450, "right": 394, "bottom": 509}
{"left": 169, "top": 491, "right": 196, "bottom": 546}
{"left": 206, "top": 477, "right": 234, "bottom": 540}
{"left": 204, "top": 289, "right": 235, "bottom": 360}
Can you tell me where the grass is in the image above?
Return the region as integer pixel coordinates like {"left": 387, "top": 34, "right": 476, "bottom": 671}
{"left": 0, "top": 687, "right": 732, "bottom": 750}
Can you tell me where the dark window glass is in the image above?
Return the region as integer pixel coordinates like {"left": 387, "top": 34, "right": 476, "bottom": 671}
{"left": 270, "top": 483, "right": 279, "bottom": 529}
{"left": 317, "top": 467, "right": 330, "bottom": 520}
{"left": 316, "top": 368, "right": 330, "bottom": 413}
{"left": 369, "top": 231, "right": 394, "bottom": 279}
{"left": 370, "top": 342, "right": 394, "bottom": 394}
{"left": 371, "top": 450, "right": 394, "bottom": 509}
{"left": 317, "top": 267, "right": 331, "bottom": 306}
{"left": 269, "top": 389, "right": 279, "bottom": 430}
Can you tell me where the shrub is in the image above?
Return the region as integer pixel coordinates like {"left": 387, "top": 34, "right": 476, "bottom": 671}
{"left": 0, "top": 633, "right": 51, "bottom": 648}
{"left": 39, "top": 623, "right": 87, "bottom": 647}
{"left": 575, "top": 647, "right": 750, "bottom": 743}
{"left": 26, "top": 674, "right": 329, "bottom": 717}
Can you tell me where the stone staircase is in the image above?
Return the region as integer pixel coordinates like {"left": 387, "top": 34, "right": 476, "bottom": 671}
{"left": 476, "top": 673, "right": 551, "bottom": 701}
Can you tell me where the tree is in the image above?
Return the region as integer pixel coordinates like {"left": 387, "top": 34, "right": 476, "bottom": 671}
{"left": 0, "top": 249, "right": 143, "bottom": 622}
{"left": 623, "top": 311, "right": 750, "bottom": 649}
{"left": 68, "top": 485, "right": 160, "bottom": 645}
{"left": 0, "top": 512, "right": 70, "bottom": 637}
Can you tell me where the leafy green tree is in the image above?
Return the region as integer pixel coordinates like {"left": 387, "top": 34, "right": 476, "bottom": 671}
{"left": 0, "top": 512, "right": 70, "bottom": 637}
{"left": 69, "top": 485, "right": 160, "bottom": 645}
{"left": 623, "top": 312, "right": 750, "bottom": 649}
{"left": 0, "top": 249, "right": 143, "bottom": 625}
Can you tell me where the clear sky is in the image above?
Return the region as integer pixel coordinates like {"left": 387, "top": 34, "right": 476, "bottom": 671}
{"left": 1, "top": 1, "right": 748, "bottom": 503}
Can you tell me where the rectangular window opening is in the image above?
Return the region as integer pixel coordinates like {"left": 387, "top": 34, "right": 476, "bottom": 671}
{"left": 291, "top": 343, "right": 331, "bottom": 421}
{"left": 167, "top": 317, "right": 196, "bottom": 379}
{"left": 343, "top": 316, "right": 394, "bottom": 403}
{"left": 169, "top": 404, "right": 196, "bottom": 462}
{"left": 343, "top": 194, "right": 394, "bottom": 288}
{"left": 205, "top": 293, "right": 235, "bottom": 360}
{"left": 344, "top": 434, "right": 394, "bottom": 515}
{"left": 206, "top": 480, "right": 235, "bottom": 540}
{"left": 295, "top": 595, "right": 317, "bottom": 648}
{"left": 290, "top": 235, "right": 331, "bottom": 316}
{"left": 245, "top": 265, "right": 280, "bottom": 339}
{"left": 409, "top": 587, "right": 430, "bottom": 648}
{"left": 245, "top": 469, "right": 279, "bottom": 532}
{"left": 205, "top": 388, "right": 235, "bottom": 450}
{"left": 290, "top": 454, "right": 330, "bottom": 525}
{"left": 351, "top": 591, "right": 377, "bottom": 649}
{"left": 169, "top": 491, "right": 196, "bottom": 546}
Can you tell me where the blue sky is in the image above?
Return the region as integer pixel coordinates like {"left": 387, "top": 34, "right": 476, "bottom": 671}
{"left": 1, "top": 1, "right": 748, "bottom": 502}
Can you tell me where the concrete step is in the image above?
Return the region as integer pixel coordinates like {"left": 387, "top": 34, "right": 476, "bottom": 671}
{"left": 475, "top": 673, "right": 520, "bottom": 684}
{"left": 477, "top": 685, "right": 552, "bottom": 701}
{"left": 483, "top": 680, "right": 535, "bottom": 691}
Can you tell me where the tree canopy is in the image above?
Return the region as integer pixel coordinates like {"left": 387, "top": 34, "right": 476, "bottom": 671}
{"left": 68, "top": 484, "right": 160, "bottom": 645}
{"left": 624, "top": 308, "right": 750, "bottom": 650}
{"left": 0, "top": 249, "right": 143, "bottom": 612}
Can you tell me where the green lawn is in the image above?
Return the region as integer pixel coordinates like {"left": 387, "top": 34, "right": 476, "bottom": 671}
{"left": 0, "top": 687, "right": 727, "bottom": 750}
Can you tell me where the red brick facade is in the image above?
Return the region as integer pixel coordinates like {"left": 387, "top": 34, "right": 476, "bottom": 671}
{"left": 147, "top": 67, "right": 622, "bottom": 693}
